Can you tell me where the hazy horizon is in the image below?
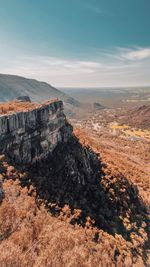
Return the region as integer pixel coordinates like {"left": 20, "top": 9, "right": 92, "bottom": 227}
{"left": 1, "top": 73, "right": 150, "bottom": 90}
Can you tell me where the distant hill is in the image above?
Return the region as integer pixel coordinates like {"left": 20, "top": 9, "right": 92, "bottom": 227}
{"left": 0, "top": 74, "right": 80, "bottom": 109}
{"left": 93, "top": 102, "right": 105, "bottom": 110}
{"left": 124, "top": 105, "right": 150, "bottom": 129}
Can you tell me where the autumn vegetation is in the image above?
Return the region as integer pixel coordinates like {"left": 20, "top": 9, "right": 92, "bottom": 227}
{"left": 0, "top": 99, "right": 58, "bottom": 116}
{"left": 0, "top": 126, "right": 149, "bottom": 267}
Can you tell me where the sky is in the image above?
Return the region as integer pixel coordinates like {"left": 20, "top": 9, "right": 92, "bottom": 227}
{"left": 0, "top": 0, "right": 150, "bottom": 87}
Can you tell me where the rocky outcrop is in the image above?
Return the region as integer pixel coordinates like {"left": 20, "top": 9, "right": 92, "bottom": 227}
{"left": 0, "top": 100, "right": 72, "bottom": 164}
{"left": 16, "top": 96, "right": 31, "bottom": 102}
{"left": 0, "top": 99, "right": 101, "bottom": 187}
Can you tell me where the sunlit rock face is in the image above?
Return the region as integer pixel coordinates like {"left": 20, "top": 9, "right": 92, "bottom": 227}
{"left": 0, "top": 100, "right": 72, "bottom": 164}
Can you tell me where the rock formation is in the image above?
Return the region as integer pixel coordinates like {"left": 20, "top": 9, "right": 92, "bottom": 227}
{"left": 15, "top": 95, "right": 31, "bottom": 102}
{"left": 0, "top": 100, "right": 72, "bottom": 164}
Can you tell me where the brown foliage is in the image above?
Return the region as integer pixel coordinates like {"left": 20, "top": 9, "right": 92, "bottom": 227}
{"left": 0, "top": 99, "right": 58, "bottom": 116}
{"left": 0, "top": 128, "right": 149, "bottom": 267}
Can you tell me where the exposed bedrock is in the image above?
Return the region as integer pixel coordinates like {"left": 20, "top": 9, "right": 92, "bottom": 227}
{"left": 0, "top": 100, "right": 72, "bottom": 164}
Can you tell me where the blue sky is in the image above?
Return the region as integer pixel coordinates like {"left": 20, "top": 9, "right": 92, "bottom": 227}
{"left": 0, "top": 0, "right": 150, "bottom": 87}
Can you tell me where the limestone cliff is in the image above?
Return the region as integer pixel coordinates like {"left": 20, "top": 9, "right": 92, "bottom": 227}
{"left": 0, "top": 99, "right": 101, "bottom": 188}
{"left": 0, "top": 100, "right": 72, "bottom": 164}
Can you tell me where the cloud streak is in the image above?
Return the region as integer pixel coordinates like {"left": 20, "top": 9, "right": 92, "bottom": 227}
{"left": 120, "top": 48, "right": 150, "bottom": 60}
{"left": 0, "top": 47, "right": 150, "bottom": 87}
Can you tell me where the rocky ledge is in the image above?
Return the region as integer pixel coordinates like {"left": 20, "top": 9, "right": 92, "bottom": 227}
{"left": 0, "top": 100, "right": 72, "bottom": 164}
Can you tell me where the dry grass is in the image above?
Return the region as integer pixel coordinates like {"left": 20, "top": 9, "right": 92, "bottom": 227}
{"left": 0, "top": 146, "right": 149, "bottom": 267}
{"left": 0, "top": 99, "right": 58, "bottom": 116}
{"left": 74, "top": 128, "right": 150, "bottom": 207}
{"left": 0, "top": 101, "right": 38, "bottom": 115}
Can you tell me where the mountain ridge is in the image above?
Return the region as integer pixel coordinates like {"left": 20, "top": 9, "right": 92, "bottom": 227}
{"left": 0, "top": 73, "right": 80, "bottom": 108}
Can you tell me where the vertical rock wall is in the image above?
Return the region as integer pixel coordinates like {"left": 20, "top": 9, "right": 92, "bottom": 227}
{"left": 0, "top": 100, "right": 72, "bottom": 164}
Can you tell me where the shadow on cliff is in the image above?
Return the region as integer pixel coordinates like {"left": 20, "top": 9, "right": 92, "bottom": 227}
{"left": 16, "top": 134, "right": 149, "bottom": 247}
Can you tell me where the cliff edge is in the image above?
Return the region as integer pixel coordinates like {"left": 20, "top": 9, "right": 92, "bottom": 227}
{"left": 0, "top": 100, "right": 72, "bottom": 164}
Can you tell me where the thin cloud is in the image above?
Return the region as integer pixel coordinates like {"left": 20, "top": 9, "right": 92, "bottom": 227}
{"left": 0, "top": 55, "right": 139, "bottom": 76}
{"left": 0, "top": 47, "right": 150, "bottom": 86}
{"left": 119, "top": 47, "right": 150, "bottom": 60}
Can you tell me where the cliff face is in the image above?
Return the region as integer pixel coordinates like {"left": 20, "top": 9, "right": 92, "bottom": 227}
{"left": 0, "top": 100, "right": 72, "bottom": 164}
{"left": 0, "top": 99, "right": 101, "bottom": 187}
